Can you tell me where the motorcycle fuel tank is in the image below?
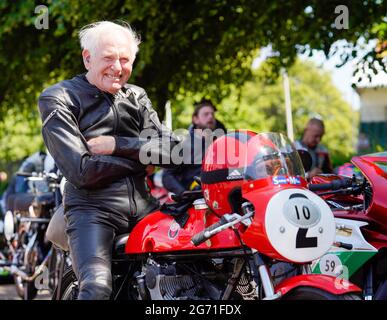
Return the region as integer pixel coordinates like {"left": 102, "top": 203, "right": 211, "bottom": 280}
{"left": 125, "top": 198, "right": 243, "bottom": 254}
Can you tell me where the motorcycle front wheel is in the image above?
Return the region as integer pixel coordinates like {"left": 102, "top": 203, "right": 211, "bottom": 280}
{"left": 52, "top": 267, "right": 78, "bottom": 300}
{"left": 282, "top": 287, "right": 361, "bottom": 300}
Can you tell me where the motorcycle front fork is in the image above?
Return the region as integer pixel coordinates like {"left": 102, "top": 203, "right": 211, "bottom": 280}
{"left": 55, "top": 249, "right": 67, "bottom": 300}
{"left": 363, "top": 258, "right": 387, "bottom": 300}
{"left": 251, "top": 249, "right": 281, "bottom": 300}
{"left": 364, "top": 263, "right": 373, "bottom": 300}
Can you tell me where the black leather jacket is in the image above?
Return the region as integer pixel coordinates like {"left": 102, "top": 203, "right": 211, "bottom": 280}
{"left": 38, "top": 74, "right": 179, "bottom": 219}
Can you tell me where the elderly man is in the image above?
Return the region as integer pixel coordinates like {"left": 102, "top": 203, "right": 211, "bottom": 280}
{"left": 295, "top": 118, "right": 333, "bottom": 179}
{"left": 38, "top": 21, "right": 178, "bottom": 300}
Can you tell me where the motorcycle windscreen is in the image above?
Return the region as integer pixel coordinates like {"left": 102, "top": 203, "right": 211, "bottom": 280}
{"left": 243, "top": 132, "right": 305, "bottom": 181}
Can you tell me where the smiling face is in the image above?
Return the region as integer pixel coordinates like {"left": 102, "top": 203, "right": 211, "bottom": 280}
{"left": 83, "top": 31, "right": 134, "bottom": 94}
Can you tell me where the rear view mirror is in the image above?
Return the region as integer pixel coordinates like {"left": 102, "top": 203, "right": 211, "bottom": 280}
{"left": 297, "top": 149, "right": 312, "bottom": 172}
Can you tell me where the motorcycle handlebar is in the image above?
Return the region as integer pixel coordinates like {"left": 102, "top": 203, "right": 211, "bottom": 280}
{"left": 191, "top": 216, "right": 228, "bottom": 246}
{"left": 308, "top": 179, "right": 352, "bottom": 192}
{"left": 15, "top": 171, "right": 61, "bottom": 182}
{"left": 15, "top": 171, "right": 35, "bottom": 177}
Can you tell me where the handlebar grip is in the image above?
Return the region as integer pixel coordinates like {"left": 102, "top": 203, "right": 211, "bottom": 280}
{"left": 15, "top": 171, "right": 34, "bottom": 177}
{"left": 308, "top": 183, "right": 333, "bottom": 191}
{"left": 336, "top": 241, "right": 353, "bottom": 250}
{"left": 191, "top": 217, "right": 227, "bottom": 246}
{"left": 308, "top": 179, "right": 352, "bottom": 192}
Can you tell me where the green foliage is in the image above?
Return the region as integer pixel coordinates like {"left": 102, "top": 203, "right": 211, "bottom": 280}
{"left": 0, "top": 0, "right": 385, "bottom": 116}
{"left": 172, "top": 59, "right": 358, "bottom": 167}
{"left": 0, "top": 108, "right": 44, "bottom": 164}
{"left": 0, "top": 0, "right": 383, "bottom": 167}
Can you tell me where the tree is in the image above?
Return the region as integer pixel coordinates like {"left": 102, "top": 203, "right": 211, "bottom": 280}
{"left": 171, "top": 59, "right": 358, "bottom": 167}
{"left": 0, "top": 0, "right": 385, "bottom": 118}
{"left": 0, "top": 108, "right": 44, "bottom": 173}
{"left": 0, "top": 0, "right": 383, "bottom": 166}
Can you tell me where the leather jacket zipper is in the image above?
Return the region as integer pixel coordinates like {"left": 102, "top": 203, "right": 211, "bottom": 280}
{"left": 126, "top": 176, "right": 137, "bottom": 216}
{"left": 42, "top": 109, "right": 58, "bottom": 127}
{"left": 103, "top": 93, "right": 137, "bottom": 216}
{"left": 102, "top": 91, "right": 137, "bottom": 215}
{"left": 101, "top": 92, "right": 119, "bottom": 134}
{"left": 112, "top": 103, "right": 119, "bottom": 135}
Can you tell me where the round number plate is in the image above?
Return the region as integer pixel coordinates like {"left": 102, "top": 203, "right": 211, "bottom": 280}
{"left": 265, "top": 188, "right": 335, "bottom": 263}
{"left": 319, "top": 254, "right": 343, "bottom": 276}
{"left": 283, "top": 197, "right": 321, "bottom": 229}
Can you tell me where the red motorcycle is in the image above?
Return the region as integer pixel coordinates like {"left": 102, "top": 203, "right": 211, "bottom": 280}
{"left": 53, "top": 132, "right": 361, "bottom": 300}
{"left": 309, "top": 152, "right": 387, "bottom": 300}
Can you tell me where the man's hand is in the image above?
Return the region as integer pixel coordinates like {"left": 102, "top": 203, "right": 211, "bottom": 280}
{"left": 308, "top": 167, "right": 323, "bottom": 179}
{"left": 87, "top": 136, "right": 116, "bottom": 155}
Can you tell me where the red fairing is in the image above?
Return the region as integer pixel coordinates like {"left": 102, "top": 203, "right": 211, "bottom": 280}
{"left": 352, "top": 155, "right": 387, "bottom": 234}
{"left": 317, "top": 154, "right": 387, "bottom": 245}
{"left": 125, "top": 206, "right": 243, "bottom": 254}
{"left": 242, "top": 179, "right": 283, "bottom": 259}
{"left": 241, "top": 178, "right": 309, "bottom": 262}
{"left": 276, "top": 274, "right": 361, "bottom": 296}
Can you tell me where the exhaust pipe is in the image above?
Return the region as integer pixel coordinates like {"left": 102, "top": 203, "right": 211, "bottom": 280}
{"left": 5, "top": 253, "right": 51, "bottom": 282}
{"left": 5, "top": 263, "right": 44, "bottom": 282}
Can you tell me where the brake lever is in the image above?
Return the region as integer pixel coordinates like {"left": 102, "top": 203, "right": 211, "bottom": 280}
{"left": 203, "top": 212, "right": 254, "bottom": 238}
{"left": 191, "top": 211, "right": 254, "bottom": 246}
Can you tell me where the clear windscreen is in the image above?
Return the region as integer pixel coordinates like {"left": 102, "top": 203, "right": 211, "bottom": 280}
{"left": 243, "top": 132, "right": 305, "bottom": 181}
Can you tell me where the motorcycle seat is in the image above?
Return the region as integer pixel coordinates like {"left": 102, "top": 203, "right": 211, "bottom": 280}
{"left": 114, "top": 233, "right": 129, "bottom": 255}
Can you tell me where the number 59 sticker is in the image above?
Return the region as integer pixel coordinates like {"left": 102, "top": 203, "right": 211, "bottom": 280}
{"left": 319, "top": 254, "right": 343, "bottom": 276}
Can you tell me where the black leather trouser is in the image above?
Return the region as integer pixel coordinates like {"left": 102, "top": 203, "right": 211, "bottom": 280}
{"left": 63, "top": 181, "right": 140, "bottom": 300}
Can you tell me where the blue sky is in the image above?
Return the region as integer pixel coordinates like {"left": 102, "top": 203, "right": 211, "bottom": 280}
{"left": 299, "top": 44, "right": 361, "bottom": 110}
{"left": 253, "top": 40, "right": 387, "bottom": 111}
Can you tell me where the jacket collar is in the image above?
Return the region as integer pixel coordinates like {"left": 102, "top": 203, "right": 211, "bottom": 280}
{"left": 72, "top": 73, "right": 133, "bottom": 99}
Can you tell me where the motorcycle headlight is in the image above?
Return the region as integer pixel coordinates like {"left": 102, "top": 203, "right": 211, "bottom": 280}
{"left": 4, "top": 210, "right": 15, "bottom": 241}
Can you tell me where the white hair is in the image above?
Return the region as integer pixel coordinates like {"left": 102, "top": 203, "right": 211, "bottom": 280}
{"left": 79, "top": 21, "right": 141, "bottom": 62}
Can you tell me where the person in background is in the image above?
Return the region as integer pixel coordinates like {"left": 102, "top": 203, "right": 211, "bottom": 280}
{"left": 162, "top": 99, "right": 226, "bottom": 196}
{"left": 0, "top": 171, "right": 8, "bottom": 216}
{"left": 295, "top": 118, "right": 333, "bottom": 179}
{"left": 0, "top": 171, "right": 7, "bottom": 196}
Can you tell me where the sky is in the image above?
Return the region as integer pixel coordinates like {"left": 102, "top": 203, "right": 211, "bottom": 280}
{"left": 253, "top": 40, "right": 387, "bottom": 111}
{"left": 300, "top": 48, "right": 361, "bottom": 109}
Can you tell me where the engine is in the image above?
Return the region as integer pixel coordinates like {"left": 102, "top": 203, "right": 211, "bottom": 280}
{"left": 134, "top": 257, "right": 257, "bottom": 300}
